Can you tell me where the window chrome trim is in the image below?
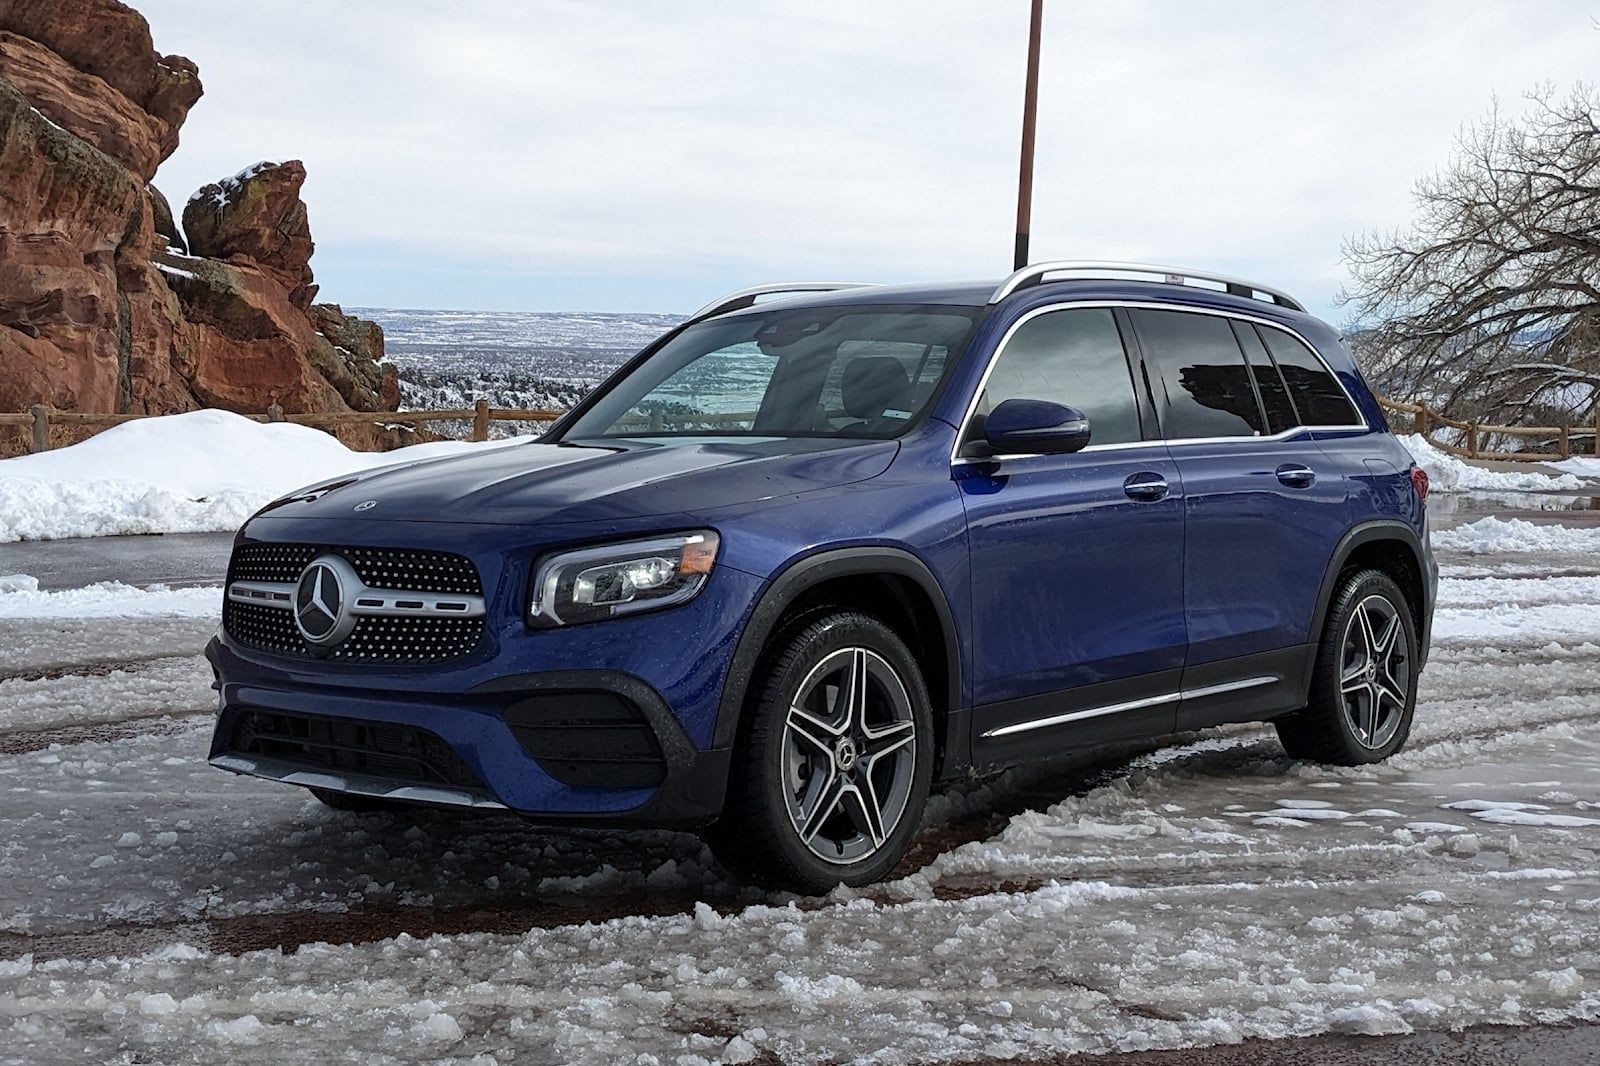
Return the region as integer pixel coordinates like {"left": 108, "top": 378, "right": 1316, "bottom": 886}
{"left": 979, "top": 675, "right": 1279, "bottom": 739}
{"left": 948, "top": 300, "right": 1368, "bottom": 468}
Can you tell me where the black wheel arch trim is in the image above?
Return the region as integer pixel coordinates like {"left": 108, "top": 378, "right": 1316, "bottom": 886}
{"left": 714, "top": 546, "right": 967, "bottom": 773}
{"left": 1309, "top": 520, "right": 1433, "bottom": 661}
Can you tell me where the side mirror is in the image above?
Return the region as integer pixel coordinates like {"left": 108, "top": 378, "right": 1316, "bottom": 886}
{"left": 980, "top": 398, "right": 1091, "bottom": 455}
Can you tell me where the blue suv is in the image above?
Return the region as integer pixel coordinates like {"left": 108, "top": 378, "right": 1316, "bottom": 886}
{"left": 208, "top": 261, "right": 1436, "bottom": 891}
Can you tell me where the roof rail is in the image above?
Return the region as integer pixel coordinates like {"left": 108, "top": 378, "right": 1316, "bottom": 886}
{"left": 990, "top": 260, "right": 1306, "bottom": 312}
{"left": 687, "top": 282, "right": 876, "bottom": 324}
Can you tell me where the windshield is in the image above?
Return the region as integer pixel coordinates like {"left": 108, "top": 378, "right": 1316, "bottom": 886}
{"left": 560, "top": 304, "right": 982, "bottom": 440}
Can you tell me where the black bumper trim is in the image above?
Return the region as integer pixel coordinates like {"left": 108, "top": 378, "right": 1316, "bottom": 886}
{"left": 470, "top": 669, "right": 731, "bottom": 828}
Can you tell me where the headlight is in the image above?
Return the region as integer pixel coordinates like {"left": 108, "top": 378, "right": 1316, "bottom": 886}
{"left": 528, "top": 531, "right": 720, "bottom": 627}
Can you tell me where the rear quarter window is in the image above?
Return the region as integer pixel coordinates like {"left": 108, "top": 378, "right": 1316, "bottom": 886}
{"left": 1257, "top": 326, "right": 1363, "bottom": 428}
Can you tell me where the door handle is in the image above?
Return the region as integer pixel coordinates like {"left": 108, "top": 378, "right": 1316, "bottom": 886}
{"left": 1123, "top": 472, "right": 1169, "bottom": 501}
{"left": 1276, "top": 464, "right": 1316, "bottom": 488}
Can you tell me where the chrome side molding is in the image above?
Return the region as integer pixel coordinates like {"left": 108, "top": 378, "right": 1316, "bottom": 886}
{"left": 991, "top": 260, "right": 1306, "bottom": 312}
{"left": 210, "top": 753, "right": 508, "bottom": 810}
{"left": 980, "top": 675, "right": 1279, "bottom": 739}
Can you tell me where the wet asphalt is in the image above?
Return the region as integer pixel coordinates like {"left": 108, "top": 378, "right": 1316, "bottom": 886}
{"left": 0, "top": 530, "right": 233, "bottom": 589}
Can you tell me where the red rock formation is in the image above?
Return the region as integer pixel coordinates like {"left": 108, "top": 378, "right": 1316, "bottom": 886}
{"left": 184, "top": 161, "right": 317, "bottom": 309}
{"left": 0, "top": 0, "right": 401, "bottom": 446}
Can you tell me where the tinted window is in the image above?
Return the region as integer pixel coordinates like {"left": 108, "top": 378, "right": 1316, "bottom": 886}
{"left": 978, "top": 308, "right": 1141, "bottom": 446}
{"left": 1232, "top": 321, "right": 1297, "bottom": 434}
{"left": 563, "top": 306, "right": 979, "bottom": 439}
{"left": 1131, "top": 309, "right": 1266, "bottom": 439}
{"left": 1258, "top": 326, "right": 1361, "bottom": 427}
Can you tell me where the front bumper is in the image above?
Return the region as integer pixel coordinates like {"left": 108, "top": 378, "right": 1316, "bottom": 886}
{"left": 209, "top": 639, "right": 735, "bottom": 826}
{"left": 205, "top": 517, "right": 763, "bottom": 825}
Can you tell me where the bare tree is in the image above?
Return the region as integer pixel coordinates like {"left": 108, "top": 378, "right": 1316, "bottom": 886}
{"left": 1342, "top": 89, "right": 1600, "bottom": 441}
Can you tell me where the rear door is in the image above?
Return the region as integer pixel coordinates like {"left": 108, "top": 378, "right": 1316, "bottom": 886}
{"left": 1126, "top": 307, "right": 1350, "bottom": 728}
{"left": 959, "top": 305, "right": 1187, "bottom": 763}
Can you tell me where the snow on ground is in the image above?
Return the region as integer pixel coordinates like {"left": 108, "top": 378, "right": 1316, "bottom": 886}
{"left": 0, "top": 410, "right": 540, "bottom": 543}
{"left": 1433, "top": 516, "right": 1600, "bottom": 555}
{"left": 0, "top": 580, "right": 220, "bottom": 620}
{"left": 1396, "top": 433, "right": 1588, "bottom": 492}
{"left": 0, "top": 512, "right": 1597, "bottom": 1063}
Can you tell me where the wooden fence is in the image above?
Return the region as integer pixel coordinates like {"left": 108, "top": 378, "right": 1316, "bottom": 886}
{"left": 4, "top": 396, "right": 1597, "bottom": 463}
{"left": 1376, "top": 396, "right": 1597, "bottom": 464}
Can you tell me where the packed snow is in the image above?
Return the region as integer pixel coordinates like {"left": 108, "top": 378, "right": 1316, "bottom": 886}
{"left": 1, "top": 506, "right": 1598, "bottom": 1061}
{"left": 0, "top": 580, "right": 220, "bottom": 620}
{"left": 0, "top": 410, "right": 540, "bottom": 542}
{"left": 1395, "top": 433, "right": 1587, "bottom": 492}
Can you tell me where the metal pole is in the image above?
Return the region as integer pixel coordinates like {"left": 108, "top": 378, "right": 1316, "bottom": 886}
{"left": 1013, "top": 0, "right": 1045, "bottom": 270}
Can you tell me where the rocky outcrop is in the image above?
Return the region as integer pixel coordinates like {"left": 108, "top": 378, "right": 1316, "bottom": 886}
{"left": 0, "top": 0, "right": 402, "bottom": 446}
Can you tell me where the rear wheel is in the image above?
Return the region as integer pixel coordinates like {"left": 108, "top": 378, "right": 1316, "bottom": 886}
{"left": 1276, "top": 569, "right": 1417, "bottom": 765}
{"left": 709, "top": 611, "right": 933, "bottom": 892}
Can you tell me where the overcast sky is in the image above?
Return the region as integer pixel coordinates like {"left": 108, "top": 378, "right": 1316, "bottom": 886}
{"left": 138, "top": 1, "right": 1598, "bottom": 319}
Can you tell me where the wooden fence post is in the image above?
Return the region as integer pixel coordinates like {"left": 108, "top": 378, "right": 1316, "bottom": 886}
{"left": 267, "top": 403, "right": 284, "bottom": 422}
{"left": 471, "top": 398, "right": 490, "bottom": 442}
{"left": 29, "top": 403, "right": 49, "bottom": 453}
{"left": 1467, "top": 424, "right": 1479, "bottom": 459}
{"left": 1412, "top": 405, "right": 1426, "bottom": 435}
{"left": 1560, "top": 423, "right": 1571, "bottom": 459}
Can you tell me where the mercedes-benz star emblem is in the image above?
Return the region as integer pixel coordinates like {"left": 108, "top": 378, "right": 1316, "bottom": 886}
{"left": 293, "top": 555, "right": 361, "bottom": 648}
{"left": 353, "top": 500, "right": 378, "bottom": 512}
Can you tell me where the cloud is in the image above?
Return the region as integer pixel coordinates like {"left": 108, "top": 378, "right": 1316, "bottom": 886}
{"left": 139, "top": 0, "right": 1599, "bottom": 317}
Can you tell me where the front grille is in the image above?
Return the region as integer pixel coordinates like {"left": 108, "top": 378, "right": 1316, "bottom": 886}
{"left": 223, "top": 542, "right": 487, "bottom": 663}
{"left": 504, "top": 692, "right": 667, "bottom": 789}
{"left": 228, "top": 542, "right": 482, "bottom": 595}
{"left": 226, "top": 708, "right": 485, "bottom": 791}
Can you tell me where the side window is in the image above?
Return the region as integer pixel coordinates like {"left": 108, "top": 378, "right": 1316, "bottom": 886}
{"left": 1130, "top": 309, "right": 1266, "bottom": 439}
{"left": 978, "top": 308, "right": 1141, "bottom": 446}
{"left": 1258, "top": 327, "right": 1362, "bottom": 427}
{"left": 1232, "top": 321, "right": 1297, "bottom": 434}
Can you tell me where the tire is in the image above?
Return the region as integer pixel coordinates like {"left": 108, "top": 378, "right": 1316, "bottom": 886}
{"left": 1276, "top": 569, "right": 1418, "bottom": 765}
{"left": 309, "top": 787, "right": 414, "bottom": 813}
{"left": 708, "top": 610, "right": 934, "bottom": 892}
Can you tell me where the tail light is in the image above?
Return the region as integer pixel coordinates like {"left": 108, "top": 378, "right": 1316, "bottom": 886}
{"left": 1410, "top": 466, "right": 1430, "bottom": 503}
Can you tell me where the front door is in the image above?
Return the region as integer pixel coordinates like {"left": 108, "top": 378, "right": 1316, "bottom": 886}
{"left": 957, "top": 306, "right": 1187, "bottom": 764}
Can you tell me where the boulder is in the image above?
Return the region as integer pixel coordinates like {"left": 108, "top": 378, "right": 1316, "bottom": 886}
{"left": 183, "top": 160, "right": 317, "bottom": 309}
{"left": 147, "top": 182, "right": 183, "bottom": 252}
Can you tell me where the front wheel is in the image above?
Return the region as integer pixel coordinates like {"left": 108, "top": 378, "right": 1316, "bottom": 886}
{"left": 1276, "top": 569, "right": 1418, "bottom": 765}
{"left": 709, "top": 611, "right": 934, "bottom": 892}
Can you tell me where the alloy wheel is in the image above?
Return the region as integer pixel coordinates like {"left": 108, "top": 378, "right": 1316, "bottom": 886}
{"left": 781, "top": 646, "right": 917, "bottom": 865}
{"left": 1338, "top": 593, "right": 1411, "bottom": 749}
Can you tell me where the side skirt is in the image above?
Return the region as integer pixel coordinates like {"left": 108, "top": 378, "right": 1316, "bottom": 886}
{"left": 968, "top": 646, "right": 1315, "bottom": 770}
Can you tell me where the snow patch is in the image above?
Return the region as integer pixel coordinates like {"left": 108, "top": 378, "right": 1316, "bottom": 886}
{"left": 0, "top": 409, "right": 541, "bottom": 542}
{"left": 1397, "top": 434, "right": 1585, "bottom": 492}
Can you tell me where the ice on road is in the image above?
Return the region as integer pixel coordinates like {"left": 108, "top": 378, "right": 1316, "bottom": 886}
{"left": 0, "top": 513, "right": 1597, "bottom": 1064}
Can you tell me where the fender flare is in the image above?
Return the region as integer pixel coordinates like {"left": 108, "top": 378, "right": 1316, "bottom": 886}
{"left": 1308, "top": 519, "right": 1431, "bottom": 650}
{"left": 713, "top": 547, "right": 964, "bottom": 754}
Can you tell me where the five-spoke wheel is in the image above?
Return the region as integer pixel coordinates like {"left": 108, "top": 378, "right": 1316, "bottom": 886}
{"left": 782, "top": 647, "right": 918, "bottom": 865}
{"left": 709, "top": 611, "right": 933, "bottom": 892}
{"left": 1277, "top": 568, "right": 1418, "bottom": 765}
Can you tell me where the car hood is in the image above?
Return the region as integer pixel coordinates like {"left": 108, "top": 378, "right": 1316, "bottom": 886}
{"left": 254, "top": 437, "right": 900, "bottom": 528}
